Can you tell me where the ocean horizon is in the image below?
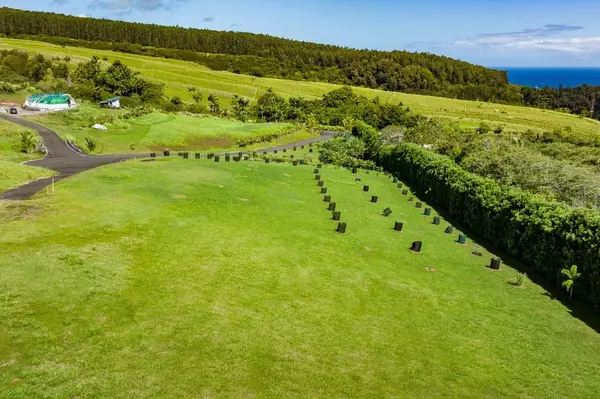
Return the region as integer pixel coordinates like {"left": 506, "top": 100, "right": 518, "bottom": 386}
{"left": 495, "top": 67, "right": 600, "bottom": 89}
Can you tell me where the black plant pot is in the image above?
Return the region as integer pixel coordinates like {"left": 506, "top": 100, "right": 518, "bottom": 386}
{"left": 490, "top": 258, "right": 501, "bottom": 270}
{"left": 410, "top": 241, "right": 422, "bottom": 252}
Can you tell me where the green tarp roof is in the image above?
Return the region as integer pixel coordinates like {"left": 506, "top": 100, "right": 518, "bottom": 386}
{"left": 27, "top": 93, "right": 72, "bottom": 104}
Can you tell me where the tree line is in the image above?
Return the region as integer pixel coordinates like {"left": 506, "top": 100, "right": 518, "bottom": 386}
{"left": 0, "top": 49, "right": 163, "bottom": 103}
{"left": 0, "top": 7, "right": 510, "bottom": 100}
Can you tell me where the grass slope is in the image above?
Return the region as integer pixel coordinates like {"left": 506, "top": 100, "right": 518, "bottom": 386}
{"left": 28, "top": 105, "right": 308, "bottom": 154}
{"left": 2, "top": 38, "right": 600, "bottom": 136}
{"left": 0, "top": 119, "right": 56, "bottom": 192}
{"left": 0, "top": 160, "right": 56, "bottom": 192}
{"left": 1, "top": 157, "right": 599, "bottom": 398}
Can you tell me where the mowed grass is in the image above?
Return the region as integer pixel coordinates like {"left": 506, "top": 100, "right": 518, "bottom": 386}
{"left": 0, "top": 119, "right": 56, "bottom": 192}
{"left": 1, "top": 158, "right": 600, "bottom": 398}
{"left": 0, "top": 161, "right": 56, "bottom": 192}
{"left": 2, "top": 38, "right": 600, "bottom": 135}
{"left": 29, "top": 106, "right": 305, "bottom": 154}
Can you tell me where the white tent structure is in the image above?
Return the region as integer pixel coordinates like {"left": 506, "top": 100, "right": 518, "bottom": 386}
{"left": 23, "top": 93, "right": 77, "bottom": 111}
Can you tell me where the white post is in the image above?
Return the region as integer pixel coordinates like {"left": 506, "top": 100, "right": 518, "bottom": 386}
{"left": 52, "top": 177, "right": 55, "bottom": 193}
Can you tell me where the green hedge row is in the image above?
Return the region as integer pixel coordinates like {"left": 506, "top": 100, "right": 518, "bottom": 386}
{"left": 235, "top": 127, "right": 297, "bottom": 147}
{"left": 377, "top": 143, "right": 600, "bottom": 309}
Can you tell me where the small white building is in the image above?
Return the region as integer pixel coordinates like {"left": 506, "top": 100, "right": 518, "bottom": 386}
{"left": 99, "top": 97, "right": 121, "bottom": 109}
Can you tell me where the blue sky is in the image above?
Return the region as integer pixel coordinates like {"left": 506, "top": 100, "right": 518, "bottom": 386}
{"left": 9, "top": 0, "right": 600, "bottom": 67}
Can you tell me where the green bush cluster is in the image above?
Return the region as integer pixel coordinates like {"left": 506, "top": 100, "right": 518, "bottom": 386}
{"left": 88, "top": 105, "right": 153, "bottom": 127}
{"left": 319, "top": 135, "right": 378, "bottom": 170}
{"left": 377, "top": 143, "right": 600, "bottom": 309}
{"left": 235, "top": 127, "right": 296, "bottom": 147}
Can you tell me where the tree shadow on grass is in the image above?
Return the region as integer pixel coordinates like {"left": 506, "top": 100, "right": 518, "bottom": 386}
{"left": 396, "top": 176, "right": 600, "bottom": 335}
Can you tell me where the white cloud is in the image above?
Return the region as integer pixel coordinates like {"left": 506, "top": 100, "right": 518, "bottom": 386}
{"left": 88, "top": 0, "right": 189, "bottom": 12}
{"left": 455, "top": 35, "right": 600, "bottom": 54}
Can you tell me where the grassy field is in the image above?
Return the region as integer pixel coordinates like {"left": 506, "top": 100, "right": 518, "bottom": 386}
{"left": 28, "top": 105, "right": 310, "bottom": 154}
{"left": 0, "top": 119, "right": 56, "bottom": 192}
{"left": 0, "top": 161, "right": 56, "bottom": 192}
{"left": 2, "top": 38, "right": 600, "bottom": 136}
{"left": 1, "top": 156, "right": 599, "bottom": 398}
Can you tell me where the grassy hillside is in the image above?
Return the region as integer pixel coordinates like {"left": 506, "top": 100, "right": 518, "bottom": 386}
{"left": 2, "top": 38, "right": 600, "bottom": 137}
{"left": 28, "top": 104, "right": 306, "bottom": 154}
{"left": 1, "top": 157, "right": 599, "bottom": 397}
{"left": 0, "top": 119, "right": 41, "bottom": 163}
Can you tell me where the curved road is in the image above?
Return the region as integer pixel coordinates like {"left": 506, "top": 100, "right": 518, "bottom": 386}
{"left": 0, "top": 115, "right": 334, "bottom": 200}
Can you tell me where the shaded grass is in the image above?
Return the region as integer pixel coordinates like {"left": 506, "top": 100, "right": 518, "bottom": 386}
{"left": 1, "top": 159, "right": 599, "bottom": 398}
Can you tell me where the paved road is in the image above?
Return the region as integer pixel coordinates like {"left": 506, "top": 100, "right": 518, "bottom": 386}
{"left": 0, "top": 115, "right": 335, "bottom": 200}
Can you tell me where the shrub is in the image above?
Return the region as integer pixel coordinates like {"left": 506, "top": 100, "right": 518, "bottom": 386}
{"left": 65, "top": 135, "right": 77, "bottom": 145}
{"left": 20, "top": 131, "right": 39, "bottom": 153}
{"left": 561, "top": 265, "right": 582, "bottom": 299}
{"left": 119, "top": 95, "right": 142, "bottom": 108}
{"left": 186, "top": 103, "right": 208, "bottom": 114}
{"left": 512, "top": 272, "right": 527, "bottom": 287}
{"left": 84, "top": 136, "right": 97, "bottom": 153}
{"left": 235, "top": 127, "right": 296, "bottom": 147}
{"left": 319, "top": 135, "right": 378, "bottom": 170}
{"left": 162, "top": 102, "right": 180, "bottom": 113}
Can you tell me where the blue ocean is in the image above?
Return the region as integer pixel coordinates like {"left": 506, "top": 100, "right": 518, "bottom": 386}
{"left": 497, "top": 67, "right": 600, "bottom": 88}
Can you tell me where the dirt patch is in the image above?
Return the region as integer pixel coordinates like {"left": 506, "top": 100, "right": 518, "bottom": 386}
{"left": 425, "top": 267, "right": 437, "bottom": 272}
{"left": 0, "top": 202, "right": 43, "bottom": 220}
{"left": 171, "top": 194, "right": 188, "bottom": 199}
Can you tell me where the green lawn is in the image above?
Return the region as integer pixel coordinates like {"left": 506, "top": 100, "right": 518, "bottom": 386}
{"left": 2, "top": 37, "right": 600, "bottom": 136}
{"left": 0, "top": 160, "right": 56, "bottom": 192}
{"left": 29, "top": 105, "right": 309, "bottom": 154}
{"left": 1, "top": 158, "right": 599, "bottom": 398}
{"left": 0, "top": 119, "right": 56, "bottom": 192}
{"left": 0, "top": 119, "right": 41, "bottom": 163}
